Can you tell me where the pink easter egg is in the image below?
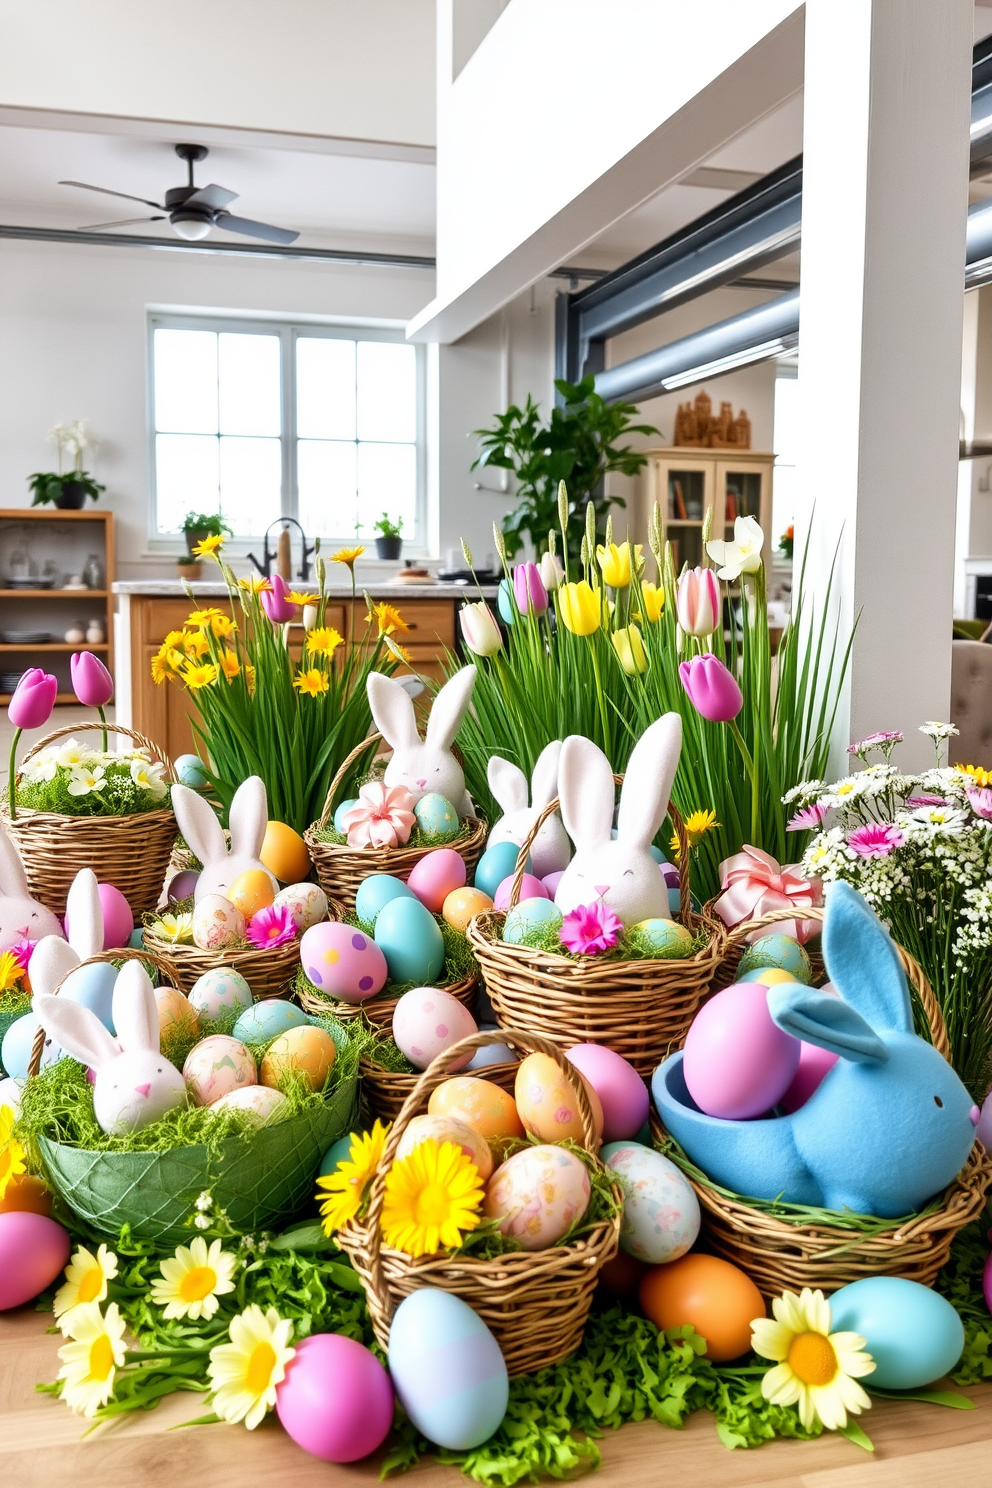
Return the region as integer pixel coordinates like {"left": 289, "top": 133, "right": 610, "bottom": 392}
{"left": 493, "top": 873, "right": 549, "bottom": 912}
{"left": 98, "top": 883, "right": 134, "bottom": 950}
{"left": 0, "top": 1211, "right": 71, "bottom": 1309}
{"left": 682, "top": 982, "right": 801, "bottom": 1120}
{"left": 565, "top": 1043, "right": 648, "bottom": 1142}
{"left": 406, "top": 849, "right": 467, "bottom": 913}
{"left": 778, "top": 1042, "right": 839, "bottom": 1113}
{"left": 393, "top": 986, "right": 478, "bottom": 1070}
{"left": 167, "top": 870, "right": 200, "bottom": 903}
{"left": 984, "top": 1250, "right": 992, "bottom": 1315}
{"left": 300, "top": 921, "right": 388, "bottom": 1004}
{"left": 276, "top": 1333, "right": 394, "bottom": 1462}
{"left": 542, "top": 871, "right": 565, "bottom": 897}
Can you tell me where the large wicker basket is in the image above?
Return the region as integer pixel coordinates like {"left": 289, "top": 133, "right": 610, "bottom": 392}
{"left": 336, "top": 1028, "right": 621, "bottom": 1375}
{"left": 650, "top": 909, "right": 992, "bottom": 1297}
{"left": 297, "top": 969, "right": 477, "bottom": 1031}
{"left": 3, "top": 722, "right": 178, "bottom": 916}
{"left": 467, "top": 791, "right": 724, "bottom": 1077}
{"left": 705, "top": 899, "right": 826, "bottom": 991}
{"left": 359, "top": 1047, "right": 519, "bottom": 1126}
{"left": 303, "top": 732, "right": 487, "bottom": 914}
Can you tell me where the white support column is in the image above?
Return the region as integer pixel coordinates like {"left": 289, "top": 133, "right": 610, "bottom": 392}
{"left": 798, "top": 0, "right": 973, "bottom": 772}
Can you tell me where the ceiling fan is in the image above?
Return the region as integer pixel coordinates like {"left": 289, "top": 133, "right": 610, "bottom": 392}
{"left": 58, "top": 142, "right": 300, "bottom": 244}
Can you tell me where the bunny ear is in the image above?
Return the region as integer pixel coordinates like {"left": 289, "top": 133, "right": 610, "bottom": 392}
{"left": 616, "top": 713, "right": 682, "bottom": 851}
{"left": 228, "top": 777, "right": 267, "bottom": 861}
{"left": 768, "top": 982, "right": 888, "bottom": 1065}
{"left": 530, "top": 741, "right": 562, "bottom": 811}
{"left": 0, "top": 822, "right": 29, "bottom": 897}
{"left": 28, "top": 936, "right": 80, "bottom": 998}
{"left": 65, "top": 868, "right": 104, "bottom": 960}
{"left": 171, "top": 785, "right": 228, "bottom": 866}
{"left": 367, "top": 672, "right": 421, "bottom": 752}
{"left": 558, "top": 735, "right": 615, "bottom": 852}
{"left": 488, "top": 756, "right": 528, "bottom": 814}
{"left": 33, "top": 992, "right": 120, "bottom": 1070}
{"left": 822, "top": 880, "right": 913, "bottom": 1033}
{"left": 112, "top": 962, "right": 161, "bottom": 1054}
{"left": 425, "top": 666, "right": 477, "bottom": 754}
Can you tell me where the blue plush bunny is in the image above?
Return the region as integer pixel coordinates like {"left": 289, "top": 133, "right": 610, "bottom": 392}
{"left": 652, "top": 881, "right": 980, "bottom": 1217}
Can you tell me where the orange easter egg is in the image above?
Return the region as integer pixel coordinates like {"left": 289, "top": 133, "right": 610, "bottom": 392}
{"left": 260, "top": 1025, "right": 337, "bottom": 1093}
{"left": 428, "top": 1076, "right": 524, "bottom": 1149}
{"left": 639, "top": 1254, "right": 765, "bottom": 1362}
{"left": 227, "top": 869, "right": 275, "bottom": 920}
{"left": 261, "top": 821, "right": 312, "bottom": 884}
{"left": 0, "top": 1173, "right": 52, "bottom": 1216}
{"left": 442, "top": 886, "right": 494, "bottom": 932}
{"left": 155, "top": 985, "right": 199, "bottom": 1038}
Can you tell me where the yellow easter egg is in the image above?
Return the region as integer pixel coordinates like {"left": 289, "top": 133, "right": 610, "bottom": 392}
{"left": 261, "top": 821, "right": 312, "bottom": 884}
{"left": 154, "top": 985, "right": 199, "bottom": 1038}
{"left": 442, "top": 886, "right": 494, "bottom": 932}
{"left": 737, "top": 967, "right": 799, "bottom": 988}
{"left": 260, "top": 1025, "right": 337, "bottom": 1093}
{"left": 514, "top": 1052, "right": 604, "bottom": 1145}
{"left": 227, "top": 869, "right": 275, "bottom": 920}
{"left": 428, "top": 1076, "right": 524, "bottom": 1150}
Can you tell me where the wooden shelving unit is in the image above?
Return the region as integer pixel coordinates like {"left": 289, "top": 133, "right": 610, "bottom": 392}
{"left": 644, "top": 448, "right": 774, "bottom": 574}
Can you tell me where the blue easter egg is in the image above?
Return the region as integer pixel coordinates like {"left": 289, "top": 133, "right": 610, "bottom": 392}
{"left": 414, "top": 792, "right": 460, "bottom": 841}
{"left": 129, "top": 928, "right": 146, "bottom": 950}
{"left": 466, "top": 1027, "right": 516, "bottom": 1070}
{"left": 475, "top": 841, "right": 530, "bottom": 900}
{"left": 388, "top": 1288, "right": 508, "bottom": 1449}
{"left": 829, "top": 1277, "right": 965, "bottom": 1389}
{"left": 738, "top": 934, "right": 812, "bottom": 984}
{"left": 175, "top": 753, "right": 209, "bottom": 789}
{"left": 188, "top": 968, "right": 253, "bottom": 1024}
{"left": 1, "top": 1014, "right": 62, "bottom": 1080}
{"left": 502, "top": 898, "right": 563, "bottom": 945}
{"left": 319, "top": 1134, "right": 355, "bottom": 1178}
{"left": 233, "top": 999, "right": 310, "bottom": 1045}
{"left": 648, "top": 845, "right": 666, "bottom": 863}
{"left": 374, "top": 897, "right": 446, "bottom": 985}
{"left": 333, "top": 798, "right": 359, "bottom": 832}
{"left": 355, "top": 873, "right": 415, "bottom": 928}
{"left": 497, "top": 578, "right": 515, "bottom": 625}
{"left": 60, "top": 961, "right": 119, "bottom": 1031}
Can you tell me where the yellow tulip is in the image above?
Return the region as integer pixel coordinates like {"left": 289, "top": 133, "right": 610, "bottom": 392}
{"left": 612, "top": 623, "right": 648, "bottom": 675}
{"left": 640, "top": 581, "right": 665, "bottom": 622}
{"left": 596, "top": 541, "right": 644, "bottom": 589}
{"left": 557, "top": 580, "right": 602, "bottom": 636}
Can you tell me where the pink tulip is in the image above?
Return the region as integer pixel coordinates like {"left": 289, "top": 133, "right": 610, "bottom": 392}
{"left": 260, "top": 573, "right": 296, "bottom": 624}
{"left": 7, "top": 669, "right": 58, "bottom": 730}
{"left": 676, "top": 566, "right": 720, "bottom": 638}
{"left": 70, "top": 651, "right": 114, "bottom": 708}
{"left": 679, "top": 653, "right": 743, "bottom": 723}
{"left": 512, "top": 562, "right": 548, "bottom": 615}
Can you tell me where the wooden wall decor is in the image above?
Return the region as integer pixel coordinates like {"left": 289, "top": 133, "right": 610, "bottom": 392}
{"left": 673, "top": 389, "right": 752, "bottom": 450}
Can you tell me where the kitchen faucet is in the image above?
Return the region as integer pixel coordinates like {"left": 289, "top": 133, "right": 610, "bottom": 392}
{"left": 247, "top": 518, "right": 315, "bottom": 582}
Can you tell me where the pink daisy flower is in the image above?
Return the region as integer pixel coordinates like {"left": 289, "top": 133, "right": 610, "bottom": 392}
{"left": 245, "top": 903, "right": 297, "bottom": 949}
{"left": 560, "top": 900, "right": 623, "bottom": 956}
{"left": 9, "top": 938, "right": 34, "bottom": 971}
{"left": 341, "top": 782, "right": 416, "bottom": 848}
{"left": 847, "top": 823, "right": 904, "bottom": 858}
{"left": 787, "top": 802, "right": 827, "bottom": 832}
{"left": 847, "top": 730, "right": 902, "bottom": 753}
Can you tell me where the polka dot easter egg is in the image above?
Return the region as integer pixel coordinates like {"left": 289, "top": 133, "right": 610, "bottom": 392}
{"left": 273, "top": 882, "right": 327, "bottom": 932}
{"left": 484, "top": 1145, "right": 590, "bottom": 1250}
{"left": 514, "top": 1052, "right": 604, "bottom": 1144}
{"left": 183, "top": 1035, "right": 256, "bottom": 1106}
{"left": 413, "top": 792, "right": 461, "bottom": 841}
{"left": 188, "top": 968, "right": 253, "bottom": 1025}
{"left": 603, "top": 1141, "right": 700, "bottom": 1264}
{"left": 392, "top": 987, "right": 478, "bottom": 1071}
{"left": 300, "top": 922, "right": 388, "bottom": 1004}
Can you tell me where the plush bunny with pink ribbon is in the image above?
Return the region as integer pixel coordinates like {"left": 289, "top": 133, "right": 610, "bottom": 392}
{"left": 713, "top": 845, "right": 822, "bottom": 943}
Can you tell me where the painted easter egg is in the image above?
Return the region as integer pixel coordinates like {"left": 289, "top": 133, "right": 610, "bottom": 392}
{"left": 388, "top": 1288, "right": 508, "bottom": 1450}
{"left": 429, "top": 1076, "right": 525, "bottom": 1149}
{"left": 738, "top": 934, "right": 812, "bottom": 984}
{"left": 261, "top": 821, "right": 311, "bottom": 884}
{"left": 475, "top": 842, "right": 530, "bottom": 900}
{"left": 565, "top": 1043, "right": 648, "bottom": 1142}
{"left": 188, "top": 967, "right": 253, "bottom": 1025}
{"left": 300, "top": 921, "right": 388, "bottom": 1003}
{"left": 374, "top": 897, "right": 446, "bottom": 985}
{"left": 779, "top": 1041, "right": 839, "bottom": 1113}
{"left": 210, "top": 1085, "right": 289, "bottom": 1125}
{"left": 629, "top": 919, "right": 693, "bottom": 958}
{"left": 1, "top": 1016, "right": 61, "bottom": 1081}
{"left": 98, "top": 883, "right": 134, "bottom": 950}
{"left": 354, "top": 874, "right": 415, "bottom": 928}
{"left": 0, "top": 1211, "right": 71, "bottom": 1310}
{"left": 397, "top": 1113, "right": 494, "bottom": 1183}
{"left": 502, "top": 897, "right": 563, "bottom": 944}
{"left": 407, "top": 849, "right": 466, "bottom": 913}
{"left": 466, "top": 1026, "right": 515, "bottom": 1071}
{"left": 333, "top": 798, "right": 359, "bottom": 831}
{"left": 183, "top": 1035, "right": 256, "bottom": 1106}
{"left": 167, "top": 870, "right": 200, "bottom": 904}
{"left": 494, "top": 874, "right": 548, "bottom": 912}
{"left": 226, "top": 869, "right": 275, "bottom": 921}
{"left": 0, "top": 1173, "right": 52, "bottom": 1217}
{"left": 192, "top": 894, "right": 245, "bottom": 951}
{"left": 273, "top": 883, "right": 328, "bottom": 932}
{"left": 542, "top": 870, "right": 565, "bottom": 898}
{"left": 442, "top": 886, "right": 493, "bottom": 932}
{"left": 514, "top": 1052, "right": 604, "bottom": 1145}
{"left": 392, "top": 987, "right": 477, "bottom": 1071}
{"left": 276, "top": 1333, "right": 394, "bottom": 1463}
{"left": 319, "top": 1134, "right": 354, "bottom": 1177}
{"left": 260, "top": 1025, "right": 337, "bottom": 1092}
{"left": 154, "top": 986, "right": 199, "bottom": 1040}
{"left": 232, "top": 999, "right": 310, "bottom": 1045}
{"left": 60, "top": 961, "right": 119, "bottom": 1031}
{"left": 414, "top": 793, "right": 461, "bottom": 841}
{"left": 639, "top": 1254, "right": 765, "bottom": 1362}
{"left": 484, "top": 1145, "right": 591, "bottom": 1251}
{"left": 737, "top": 967, "right": 800, "bottom": 987}
{"left": 829, "top": 1277, "right": 965, "bottom": 1389}
{"left": 603, "top": 1142, "right": 701, "bottom": 1264}
{"left": 175, "top": 753, "right": 209, "bottom": 788}
{"left": 682, "top": 982, "right": 801, "bottom": 1120}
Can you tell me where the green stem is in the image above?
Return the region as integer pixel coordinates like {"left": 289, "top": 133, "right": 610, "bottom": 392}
{"left": 7, "top": 726, "right": 21, "bottom": 820}
{"left": 728, "top": 717, "right": 759, "bottom": 844}
{"left": 589, "top": 643, "right": 611, "bottom": 751}
{"left": 97, "top": 704, "right": 108, "bottom": 754}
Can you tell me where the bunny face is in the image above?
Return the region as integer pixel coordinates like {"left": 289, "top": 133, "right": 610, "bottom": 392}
{"left": 171, "top": 777, "right": 274, "bottom": 903}
{"left": 486, "top": 742, "right": 571, "bottom": 879}
{"left": 0, "top": 823, "right": 64, "bottom": 951}
{"left": 367, "top": 667, "right": 477, "bottom": 811}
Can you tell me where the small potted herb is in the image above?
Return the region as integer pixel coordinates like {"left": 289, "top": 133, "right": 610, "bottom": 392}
{"left": 176, "top": 553, "right": 203, "bottom": 580}
{"left": 181, "top": 511, "right": 232, "bottom": 557}
{"left": 29, "top": 419, "right": 105, "bottom": 510}
{"left": 373, "top": 513, "right": 404, "bottom": 560}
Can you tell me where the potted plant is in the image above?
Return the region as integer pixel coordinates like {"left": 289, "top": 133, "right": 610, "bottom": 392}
{"left": 373, "top": 513, "right": 403, "bottom": 560}
{"left": 29, "top": 419, "right": 105, "bottom": 510}
{"left": 176, "top": 553, "right": 203, "bottom": 580}
{"left": 181, "top": 511, "right": 232, "bottom": 556}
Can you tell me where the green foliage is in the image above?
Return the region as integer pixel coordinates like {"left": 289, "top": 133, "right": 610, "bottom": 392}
{"left": 373, "top": 512, "right": 404, "bottom": 538}
{"left": 936, "top": 1221, "right": 992, "bottom": 1384}
{"left": 180, "top": 511, "right": 232, "bottom": 536}
{"left": 28, "top": 470, "right": 105, "bottom": 505}
{"left": 17, "top": 752, "right": 170, "bottom": 818}
{"left": 509, "top": 914, "right": 707, "bottom": 963}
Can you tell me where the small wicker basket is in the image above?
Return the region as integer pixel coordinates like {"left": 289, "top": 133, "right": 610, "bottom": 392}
{"left": 297, "top": 969, "right": 477, "bottom": 1031}
{"left": 303, "top": 732, "right": 487, "bottom": 914}
{"left": 3, "top": 722, "right": 178, "bottom": 916}
{"left": 467, "top": 791, "right": 724, "bottom": 1077}
{"left": 650, "top": 910, "right": 992, "bottom": 1297}
{"left": 359, "top": 1048, "right": 519, "bottom": 1126}
{"left": 705, "top": 900, "right": 826, "bottom": 991}
{"left": 140, "top": 928, "right": 304, "bottom": 1000}
{"left": 336, "top": 1028, "right": 621, "bottom": 1375}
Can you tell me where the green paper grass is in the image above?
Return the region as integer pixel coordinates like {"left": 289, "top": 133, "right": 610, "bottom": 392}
{"left": 509, "top": 916, "right": 708, "bottom": 963}
{"left": 310, "top": 819, "right": 476, "bottom": 851}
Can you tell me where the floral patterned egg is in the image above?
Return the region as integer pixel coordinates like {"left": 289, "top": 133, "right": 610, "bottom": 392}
{"left": 392, "top": 987, "right": 478, "bottom": 1071}
{"left": 602, "top": 1141, "right": 701, "bottom": 1264}
{"left": 396, "top": 1113, "right": 494, "bottom": 1182}
{"left": 183, "top": 1035, "right": 256, "bottom": 1106}
{"left": 154, "top": 986, "right": 199, "bottom": 1039}
{"left": 210, "top": 1084, "right": 289, "bottom": 1124}
{"left": 192, "top": 894, "right": 245, "bottom": 951}
{"left": 413, "top": 792, "right": 461, "bottom": 841}
{"left": 273, "top": 882, "right": 328, "bottom": 932}
{"left": 188, "top": 968, "right": 253, "bottom": 1025}
{"left": 484, "top": 1145, "right": 590, "bottom": 1250}
{"left": 260, "top": 1025, "right": 337, "bottom": 1092}
{"left": 299, "top": 922, "right": 388, "bottom": 1003}
{"left": 514, "top": 1052, "right": 604, "bottom": 1144}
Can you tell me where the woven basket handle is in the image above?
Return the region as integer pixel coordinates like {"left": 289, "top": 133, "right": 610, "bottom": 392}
{"left": 721, "top": 904, "right": 950, "bottom": 1062}
{"left": 316, "top": 731, "right": 384, "bottom": 829}
{"left": 509, "top": 778, "right": 691, "bottom": 919}
{"left": 362, "top": 1027, "right": 599, "bottom": 1321}
{"left": 27, "top": 947, "right": 179, "bottom": 1078}
{"left": 17, "top": 721, "right": 176, "bottom": 784}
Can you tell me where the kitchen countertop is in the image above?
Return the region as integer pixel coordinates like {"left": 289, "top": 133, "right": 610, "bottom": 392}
{"left": 112, "top": 581, "right": 498, "bottom": 599}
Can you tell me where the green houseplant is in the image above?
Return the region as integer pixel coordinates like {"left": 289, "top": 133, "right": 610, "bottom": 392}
{"left": 29, "top": 418, "right": 105, "bottom": 509}
{"left": 473, "top": 375, "right": 658, "bottom": 562}
{"left": 181, "top": 511, "right": 232, "bottom": 556}
{"left": 373, "top": 513, "right": 403, "bottom": 560}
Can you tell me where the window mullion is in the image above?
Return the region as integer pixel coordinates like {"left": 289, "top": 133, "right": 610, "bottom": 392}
{"left": 283, "top": 325, "right": 297, "bottom": 522}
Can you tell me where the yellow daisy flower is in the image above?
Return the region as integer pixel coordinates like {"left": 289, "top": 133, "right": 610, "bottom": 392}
{"left": 670, "top": 807, "right": 719, "bottom": 859}
{"left": 163, "top": 629, "right": 186, "bottom": 648}
{"left": 54, "top": 1243, "right": 119, "bottom": 1325}
{"left": 367, "top": 601, "right": 409, "bottom": 637}
{"left": 192, "top": 533, "right": 224, "bottom": 559}
{"left": 150, "top": 1236, "right": 237, "bottom": 1321}
{"left": 238, "top": 575, "right": 272, "bottom": 594}
{"left": 57, "top": 1301, "right": 127, "bottom": 1416}
{"left": 0, "top": 952, "right": 26, "bottom": 993}
{"left": 219, "top": 649, "right": 241, "bottom": 681}
{"left": 244, "top": 662, "right": 257, "bottom": 696}
{"left": 186, "top": 607, "right": 223, "bottom": 626}
{"left": 316, "top": 1120, "right": 389, "bottom": 1234}
{"left": 0, "top": 1105, "right": 26, "bottom": 1200}
{"left": 306, "top": 626, "right": 343, "bottom": 659}
{"left": 181, "top": 630, "right": 210, "bottom": 659}
{"left": 156, "top": 911, "right": 194, "bottom": 943}
{"left": 752, "top": 1287, "right": 875, "bottom": 1431}
{"left": 208, "top": 1304, "right": 295, "bottom": 1430}
{"left": 293, "top": 666, "right": 329, "bottom": 697}
{"left": 331, "top": 545, "right": 366, "bottom": 568}
{"left": 183, "top": 661, "right": 220, "bottom": 690}
{"left": 385, "top": 639, "right": 412, "bottom": 665}
{"left": 151, "top": 645, "right": 183, "bottom": 685}
{"left": 380, "top": 1139, "right": 484, "bottom": 1257}
{"left": 958, "top": 763, "right": 992, "bottom": 788}
{"left": 287, "top": 590, "right": 318, "bottom": 606}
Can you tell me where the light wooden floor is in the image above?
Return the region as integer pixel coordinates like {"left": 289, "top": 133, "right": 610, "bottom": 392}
{"left": 2, "top": 1307, "right": 991, "bottom": 1488}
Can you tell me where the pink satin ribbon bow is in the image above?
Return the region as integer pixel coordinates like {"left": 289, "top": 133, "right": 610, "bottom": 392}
{"left": 714, "top": 845, "right": 822, "bottom": 944}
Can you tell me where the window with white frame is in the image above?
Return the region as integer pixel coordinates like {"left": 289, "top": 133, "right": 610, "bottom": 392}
{"left": 149, "top": 316, "right": 424, "bottom": 544}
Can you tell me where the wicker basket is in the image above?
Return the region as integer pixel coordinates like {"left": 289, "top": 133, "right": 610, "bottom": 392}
{"left": 359, "top": 1049, "right": 519, "bottom": 1126}
{"left": 303, "top": 732, "right": 488, "bottom": 914}
{"left": 467, "top": 792, "right": 724, "bottom": 1077}
{"left": 650, "top": 912, "right": 992, "bottom": 1297}
{"left": 3, "top": 722, "right": 178, "bottom": 916}
{"left": 297, "top": 969, "right": 477, "bottom": 1031}
{"left": 142, "top": 911, "right": 341, "bottom": 1001}
{"left": 705, "top": 900, "right": 826, "bottom": 991}
{"left": 337, "top": 1028, "right": 621, "bottom": 1375}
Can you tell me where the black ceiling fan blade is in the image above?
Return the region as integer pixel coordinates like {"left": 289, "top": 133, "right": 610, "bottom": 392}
{"left": 59, "top": 179, "right": 167, "bottom": 210}
{"left": 77, "top": 216, "right": 167, "bottom": 230}
{"left": 185, "top": 183, "right": 239, "bottom": 211}
{"left": 214, "top": 213, "right": 299, "bottom": 244}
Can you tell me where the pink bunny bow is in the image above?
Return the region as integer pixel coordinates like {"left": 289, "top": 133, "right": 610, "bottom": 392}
{"left": 714, "top": 845, "right": 822, "bottom": 944}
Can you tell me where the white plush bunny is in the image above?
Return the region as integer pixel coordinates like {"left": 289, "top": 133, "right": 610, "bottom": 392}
{"left": 33, "top": 962, "right": 187, "bottom": 1134}
{"left": 366, "top": 666, "right": 478, "bottom": 813}
{"left": 486, "top": 742, "right": 571, "bottom": 879}
{"left": 553, "top": 714, "right": 683, "bottom": 927}
{"left": 171, "top": 776, "right": 275, "bottom": 903}
{"left": 0, "top": 821, "right": 64, "bottom": 952}
{"left": 28, "top": 867, "right": 118, "bottom": 1035}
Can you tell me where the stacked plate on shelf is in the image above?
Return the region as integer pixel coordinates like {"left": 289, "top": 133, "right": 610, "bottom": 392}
{"left": 0, "top": 671, "right": 25, "bottom": 693}
{"left": 0, "top": 630, "right": 51, "bottom": 644}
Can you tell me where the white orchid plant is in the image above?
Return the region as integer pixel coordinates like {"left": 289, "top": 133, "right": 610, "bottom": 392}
{"left": 48, "top": 419, "right": 96, "bottom": 475}
{"left": 18, "top": 738, "right": 170, "bottom": 818}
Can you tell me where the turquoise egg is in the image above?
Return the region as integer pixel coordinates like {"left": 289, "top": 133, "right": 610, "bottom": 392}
{"left": 128, "top": 928, "right": 145, "bottom": 950}
{"left": 629, "top": 918, "right": 694, "bottom": 958}
{"left": 497, "top": 578, "right": 515, "bottom": 625}
{"left": 414, "top": 792, "right": 460, "bottom": 841}
{"left": 374, "top": 896, "right": 446, "bottom": 984}
{"left": 60, "top": 961, "right": 119, "bottom": 1031}
{"left": 355, "top": 873, "right": 415, "bottom": 928}
{"left": 475, "top": 841, "right": 530, "bottom": 900}
{"left": 188, "top": 968, "right": 253, "bottom": 1024}
{"left": 502, "top": 898, "right": 563, "bottom": 945}
{"left": 175, "top": 753, "right": 209, "bottom": 789}
{"left": 388, "top": 1288, "right": 508, "bottom": 1449}
{"left": 829, "top": 1277, "right": 965, "bottom": 1388}
{"left": 233, "top": 999, "right": 310, "bottom": 1045}
{"left": 738, "top": 934, "right": 812, "bottom": 984}
{"left": 333, "top": 797, "right": 359, "bottom": 831}
{"left": 319, "top": 1134, "right": 355, "bottom": 1178}
{"left": 648, "top": 845, "right": 666, "bottom": 863}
